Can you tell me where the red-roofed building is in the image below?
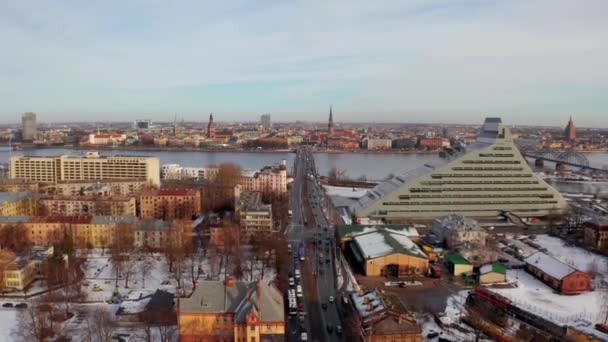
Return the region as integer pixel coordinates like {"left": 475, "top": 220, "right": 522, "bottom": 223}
{"left": 140, "top": 189, "right": 201, "bottom": 220}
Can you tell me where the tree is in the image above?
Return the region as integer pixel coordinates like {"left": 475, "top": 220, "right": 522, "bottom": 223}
{"left": 139, "top": 254, "right": 155, "bottom": 289}
{"left": 110, "top": 223, "right": 134, "bottom": 288}
{"left": 0, "top": 224, "right": 31, "bottom": 253}
{"left": 12, "top": 301, "right": 62, "bottom": 341}
{"left": 328, "top": 167, "right": 347, "bottom": 184}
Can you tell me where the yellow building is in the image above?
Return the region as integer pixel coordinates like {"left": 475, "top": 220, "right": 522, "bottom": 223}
{"left": 446, "top": 254, "right": 474, "bottom": 276}
{"left": 133, "top": 219, "right": 192, "bottom": 250}
{"left": 479, "top": 262, "right": 507, "bottom": 284}
{"left": 345, "top": 226, "right": 428, "bottom": 277}
{"left": 39, "top": 195, "right": 136, "bottom": 216}
{"left": 0, "top": 192, "right": 38, "bottom": 216}
{"left": 140, "top": 189, "right": 201, "bottom": 220}
{"left": 9, "top": 152, "right": 160, "bottom": 186}
{"left": 178, "top": 278, "right": 285, "bottom": 342}
{"left": 1, "top": 246, "right": 54, "bottom": 291}
{"left": 240, "top": 164, "right": 288, "bottom": 194}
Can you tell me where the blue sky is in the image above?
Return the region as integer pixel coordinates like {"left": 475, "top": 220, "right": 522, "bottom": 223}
{"left": 1, "top": 0, "right": 607, "bottom": 126}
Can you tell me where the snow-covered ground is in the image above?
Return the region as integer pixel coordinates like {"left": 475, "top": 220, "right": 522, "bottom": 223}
{"left": 494, "top": 269, "right": 606, "bottom": 323}
{"left": 83, "top": 252, "right": 176, "bottom": 302}
{"left": 322, "top": 185, "right": 368, "bottom": 199}
{"left": 0, "top": 309, "right": 17, "bottom": 342}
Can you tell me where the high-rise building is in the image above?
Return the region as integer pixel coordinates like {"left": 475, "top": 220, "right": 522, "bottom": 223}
{"left": 9, "top": 151, "right": 160, "bottom": 186}
{"left": 328, "top": 106, "right": 335, "bottom": 136}
{"left": 351, "top": 118, "right": 568, "bottom": 222}
{"left": 21, "top": 112, "right": 37, "bottom": 142}
{"left": 207, "top": 113, "right": 216, "bottom": 139}
{"left": 260, "top": 113, "right": 272, "bottom": 131}
{"left": 564, "top": 115, "right": 576, "bottom": 142}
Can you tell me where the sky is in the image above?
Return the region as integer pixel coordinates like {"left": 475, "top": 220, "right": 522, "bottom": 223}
{"left": 1, "top": 0, "right": 607, "bottom": 126}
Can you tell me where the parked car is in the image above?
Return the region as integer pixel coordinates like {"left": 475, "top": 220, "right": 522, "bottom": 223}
{"left": 2, "top": 303, "right": 13, "bottom": 308}
{"left": 15, "top": 303, "right": 27, "bottom": 309}
{"left": 336, "top": 325, "right": 342, "bottom": 335}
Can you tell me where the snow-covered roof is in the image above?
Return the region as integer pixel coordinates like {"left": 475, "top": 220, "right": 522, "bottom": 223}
{"left": 525, "top": 252, "right": 578, "bottom": 280}
{"left": 352, "top": 228, "right": 426, "bottom": 260}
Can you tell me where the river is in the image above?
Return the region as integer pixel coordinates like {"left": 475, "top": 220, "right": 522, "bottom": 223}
{"left": 1, "top": 148, "right": 608, "bottom": 194}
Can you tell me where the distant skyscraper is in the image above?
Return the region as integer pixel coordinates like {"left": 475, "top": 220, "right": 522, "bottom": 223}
{"left": 564, "top": 115, "right": 576, "bottom": 142}
{"left": 260, "top": 114, "right": 272, "bottom": 131}
{"left": 21, "top": 112, "right": 37, "bottom": 142}
{"left": 328, "top": 106, "right": 334, "bottom": 136}
{"left": 134, "top": 119, "right": 152, "bottom": 130}
{"left": 207, "top": 113, "right": 216, "bottom": 139}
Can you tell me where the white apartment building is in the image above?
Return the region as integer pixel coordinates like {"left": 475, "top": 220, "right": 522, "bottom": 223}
{"left": 10, "top": 152, "right": 160, "bottom": 187}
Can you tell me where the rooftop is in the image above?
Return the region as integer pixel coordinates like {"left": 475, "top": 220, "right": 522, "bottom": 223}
{"left": 525, "top": 252, "right": 580, "bottom": 280}
{"left": 480, "top": 261, "right": 507, "bottom": 275}
{"left": 91, "top": 215, "right": 137, "bottom": 225}
{"left": 338, "top": 224, "right": 419, "bottom": 239}
{"left": 141, "top": 188, "right": 198, "bottom": 197}
{"left": 446, "top": 253, "right": 471, "bottom": 265}
{"left": 0, "top": 191, "right": 32, "bottom": 204}
{"left": 432, "top": 214, "right": 482, "bottom": 232}
{"left": 179, "top": 279, "right": 284, "bottom": 323}
{"left": 135, "top": 219, "right": 171, "bottom": 231}
{"left": 350, "top": 226, "right": 426, "bottom": 260}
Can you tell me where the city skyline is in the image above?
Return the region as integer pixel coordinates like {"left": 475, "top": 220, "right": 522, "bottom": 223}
{"left": 1, "top": 1, "right": 607, "bottom": 126}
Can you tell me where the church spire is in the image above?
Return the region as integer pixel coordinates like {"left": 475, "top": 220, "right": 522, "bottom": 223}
{"left": 328, "top": 105, "right": 335, "bottom": 136}
{"left": 209, "top": 113, "right": 214, "bottom": 123}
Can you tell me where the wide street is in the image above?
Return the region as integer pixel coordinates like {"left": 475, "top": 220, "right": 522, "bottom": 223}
{"left": 286, "top": 147, "right": 343, "bottom": 342}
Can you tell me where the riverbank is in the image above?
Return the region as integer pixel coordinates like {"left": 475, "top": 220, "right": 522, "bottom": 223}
{"left": 10, "top": 144, "right": 440, "bottom": 155}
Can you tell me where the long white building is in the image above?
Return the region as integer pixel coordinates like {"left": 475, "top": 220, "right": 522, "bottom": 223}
{"left": 10, "top": 151, "right": 160, "bottom": 187}
{"left": 352, "top": 118, "right": 568, "bottom": 222}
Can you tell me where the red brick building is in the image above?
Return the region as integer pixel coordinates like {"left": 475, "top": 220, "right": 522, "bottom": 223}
{"left": 525, "top": 252, "right": 591, "bottom": 294}
{"left": 583, "top": 218, "right": 608, "bottom": 251}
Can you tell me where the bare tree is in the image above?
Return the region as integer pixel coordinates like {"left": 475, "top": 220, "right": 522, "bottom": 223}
{"left": 110, "top": 223, "right": 134, "bottom": 288}
{"left": 139, "top": 254, "right": 155, "bottom": 288}
{"left": 0, "top": 223, "right": 31, "bottom": 253}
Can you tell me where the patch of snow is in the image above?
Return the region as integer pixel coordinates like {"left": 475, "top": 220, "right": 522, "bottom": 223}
{"left": 322, "top": 185, "right": 368, "bottom": 199}
{"left": 534, "top": 235, "right": 608, "bottom": 280}
{"left": 494, "top": 269, "right": 607, "bottom": 324}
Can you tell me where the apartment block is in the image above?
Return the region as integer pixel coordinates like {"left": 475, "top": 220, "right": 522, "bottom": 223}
{"left": 140, "top": 189, "right": 201, "bottom": 220}
{"left": 39, "top": 195, "right": 137, "bottom": 216}
{"left": 240, "top": 163, "right": 287, "bottom": 194}
{"left": 9, "top": 152, "right": 160, "bottom": 186}
{"left": 133, "top": 219, "right": 192, "bottom": 250}
{"left": 236, "top": 191, "right": 273, "bottom": 242}
{"left": 41, "top": 179, "right": 150, "bottom": 197}
{"left": 0, "top": 192, "right": 38, "bottom": 216}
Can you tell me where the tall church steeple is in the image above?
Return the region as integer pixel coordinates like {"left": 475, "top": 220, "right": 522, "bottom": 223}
{"left": 207, "top": 113, "right": 216, "bottom": 139}
{"left": 328, "top": 106, "right": 334, "bottom": 136}
{"left": 565, "top": 115, "right": 576, "bottom": 142}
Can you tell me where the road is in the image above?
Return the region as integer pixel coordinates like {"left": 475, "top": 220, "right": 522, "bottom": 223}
{"left": 286, "top": 147, "right": 342, "bottom": 342}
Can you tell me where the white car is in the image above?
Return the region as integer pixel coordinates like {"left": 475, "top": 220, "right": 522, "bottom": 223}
{"left": 328, "top": 296, "right": 334, "bottom": 303}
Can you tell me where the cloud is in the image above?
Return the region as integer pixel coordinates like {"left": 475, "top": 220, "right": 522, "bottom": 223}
{"left": 0, "top": 0, "right": 607, "bottom": 126}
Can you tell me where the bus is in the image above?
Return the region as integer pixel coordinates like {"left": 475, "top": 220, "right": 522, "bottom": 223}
{"left": 299, "top": 244, "right": 305, "bottom": 261}
{"left": 288, "top": 289, "right": 297, "bottom": 316}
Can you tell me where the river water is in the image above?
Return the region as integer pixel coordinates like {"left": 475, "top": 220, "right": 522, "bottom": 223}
{"left": 1, "top": 148, "right": 608, "bottom": 194}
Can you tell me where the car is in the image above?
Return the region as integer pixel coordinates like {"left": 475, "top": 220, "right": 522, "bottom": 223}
{"left": 321, "top": 303, "right": 327, "bottom": 310}
{"left": 427, "top": 331, "right": 440, "bottom": 338}
{"left": 336, "top": 325, "right": 342, "bottom": 335}
{"left": 2, "top": 303, "right": 13, "bottom": 308}
{"left": 326, "top": 324, "right": 333, "bottom": 333}
{"left": 288, "top": 271, "right": 293, "bottom": 277}
{"left": 325, "top": 258, "right": 330, "bottom": 264}
{"left": 15, "top": 303, "right": 28, "bottom": 309}
{"left": 319, "top": 258, "right": 323, "bottom": 265}
{"left": 328, "top": 296, "right": 334, "bottom": 303}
